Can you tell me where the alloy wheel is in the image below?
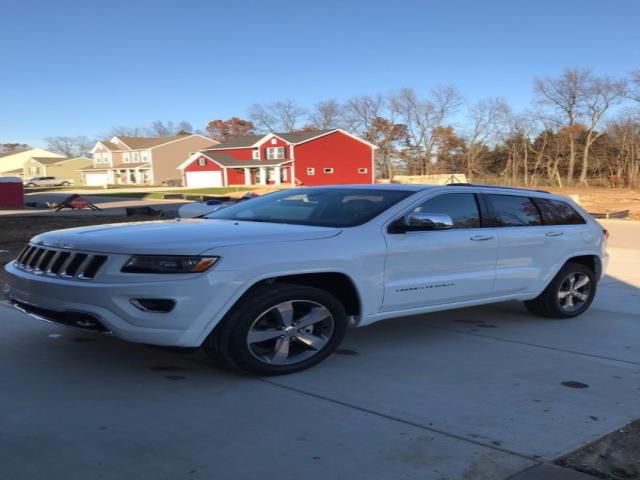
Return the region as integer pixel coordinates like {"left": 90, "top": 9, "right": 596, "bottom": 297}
{"left": 246, "top": 300, "right": 334, "bottom": 366}
{"left": 557, "top": 272, "right": 591, "bottom": 313}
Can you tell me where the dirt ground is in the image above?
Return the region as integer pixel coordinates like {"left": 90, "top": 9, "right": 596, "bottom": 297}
{"left": 556, "top": 420, "right": 640, "bottom": 479}
{"left": 537, "top": 186, "right": 640, "bottom": 220}
{"left": 0, "top": 215, "right": 145, "bottom": 285}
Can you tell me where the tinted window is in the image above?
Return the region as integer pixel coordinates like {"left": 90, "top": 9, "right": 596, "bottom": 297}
{"left": 413, "top": 193, "right": 481, "bottom": 229}
{"left": 533, "top": 198, "right": 586, "bottom": 225}
{"left": 485, "top": 194, "right": 542, "bottom": 227}
{"left": 207, "top": 188, "right": 414, "bottom": 227}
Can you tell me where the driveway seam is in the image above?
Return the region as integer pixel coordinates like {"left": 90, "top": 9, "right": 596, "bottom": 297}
{"left": 424, "top": 324, "right": 640, "bottom": 366}
{"left": 260, "top": 378, "right": 542, "bottom": 464}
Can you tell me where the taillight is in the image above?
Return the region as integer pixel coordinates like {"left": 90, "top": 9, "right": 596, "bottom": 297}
{"left": 603, "top": 228, "right": 609, "bottom": 240}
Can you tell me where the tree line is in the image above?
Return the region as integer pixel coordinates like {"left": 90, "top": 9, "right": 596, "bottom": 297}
{"left": 4, "top": 68, "right": 640, "bottom": 187}
{"left": 209, "top": 68, "right": 640, "bottom": 187}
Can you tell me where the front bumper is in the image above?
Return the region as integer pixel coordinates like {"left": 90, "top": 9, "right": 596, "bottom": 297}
{"left": 3, "top": 261, "right": 241, "bottom": 346}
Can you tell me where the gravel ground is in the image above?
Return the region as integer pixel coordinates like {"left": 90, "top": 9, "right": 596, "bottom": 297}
{"left": 556, "top": 420, "right": 640, "bottom": 479}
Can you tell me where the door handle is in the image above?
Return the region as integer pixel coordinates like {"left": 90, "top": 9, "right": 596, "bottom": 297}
{"left": 545, "top": 231, "right": 564, "bottom": 237}
{"left": 470, "top": 235, "right": 494, "bottom": 241}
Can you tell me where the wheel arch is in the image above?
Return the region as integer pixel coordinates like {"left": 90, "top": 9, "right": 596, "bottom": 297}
{"left": 215, "top": 271, "right": 362, "bottom": 331}
{"left": 564, "top": 254, "right": 602, "bottom": 280}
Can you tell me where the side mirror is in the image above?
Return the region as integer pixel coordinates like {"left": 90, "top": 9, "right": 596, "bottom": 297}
{"left": 402, "top": 212, "right": 453, "bottom": 231}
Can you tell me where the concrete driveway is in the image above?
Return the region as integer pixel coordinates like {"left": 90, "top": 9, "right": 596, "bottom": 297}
{"left": 0, "top": 220, "right": 638, "bottom": 479}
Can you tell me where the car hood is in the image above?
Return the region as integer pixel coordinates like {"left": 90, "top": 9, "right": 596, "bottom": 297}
{"left": 31, "top": 219, "right": 342, "bottom": 255}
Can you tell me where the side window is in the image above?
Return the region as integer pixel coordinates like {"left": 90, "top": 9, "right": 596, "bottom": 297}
{"left": 413, "top": 193, "right": 481, "bottom": 229}
{"left": 485, "top": 194, "right": 542, "bottom": 227}
{"left": 532, "top": 198, "right": 586, "bottom": 225}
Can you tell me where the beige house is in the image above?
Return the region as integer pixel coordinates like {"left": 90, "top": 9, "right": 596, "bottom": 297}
{"left": 82, "top": 133, "right": 215, "bottom": 186}
{"left": 23, "top": 156, "right": 93, "bottom": 184}
{"left": 0, "top": 149, "right": 65, "bottom": 177}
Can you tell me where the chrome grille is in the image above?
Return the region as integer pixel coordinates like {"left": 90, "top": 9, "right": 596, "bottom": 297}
{"left": 14, "top": 245, "right": 108, "bottom": 280}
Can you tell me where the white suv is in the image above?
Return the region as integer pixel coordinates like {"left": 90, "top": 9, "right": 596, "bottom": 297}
{"left": 3, "top": 185, "right": 608, "bottom": 375}
{"left": 24, "top": 176, "right": 73, "bottom": 187}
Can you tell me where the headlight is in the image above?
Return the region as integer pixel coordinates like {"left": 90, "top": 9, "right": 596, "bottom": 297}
{"left": 122, "top": 255, "right": 219, "bottom": 274}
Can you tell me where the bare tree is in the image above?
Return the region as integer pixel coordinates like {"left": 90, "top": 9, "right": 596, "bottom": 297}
{"left": 578, "top": 77, "right": 626, "bottom": 184}
{"left": 248, "top": 100, "right": 307, "bottom": 132}
{"left": 105, "top": 126, "right": 146, "bottom": 137}
{"left": 626, "top": 70, "right": 640, "bottom": 102}
{"left": 534, "top": 68, "right": 592, "bottom": 184}
{"left": 342, "top": 94, "right": 387, "bottom": 134}
{"left": 0, "top": 143, "right": 30, "bottom": 153}
{"left": 308, "top": 100, "right": 343, "bottom": 129}
{"left": 391, "top": 86, "right": 462, "bottom": 174}
{"left": 342, "top": 95, "right": 406, "bottom": 178}
{"left": 45, "top": 136, "right": 94, "bottom": 157}
{"left": 463, "top": 98, "right": 511, "bottom": 179}
{"left": 148, "top": 120, "right": 194, "bottom": 136}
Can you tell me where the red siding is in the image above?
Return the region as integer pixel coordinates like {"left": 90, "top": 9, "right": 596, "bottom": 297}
{"left": 184, "top": 156, "right": 223, "bottom": 173}
{"left": 183, "top": 155, "right": 224, "bottom": 186}
{"left": 227, "top": 168, "right": 245, "bottom": 185}
{"left": 258, "top": 136, "right": 290, "bottom": 160}
{"left": 293, "top": 131, "right": 374, "bottom": 186}
{"left": 181, "top": 132, "right": 374, "bottom": 187}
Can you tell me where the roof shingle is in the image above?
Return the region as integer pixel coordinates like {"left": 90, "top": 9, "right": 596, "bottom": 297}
{"left": 207, "top": 129, "right": 336, "bottom": 150}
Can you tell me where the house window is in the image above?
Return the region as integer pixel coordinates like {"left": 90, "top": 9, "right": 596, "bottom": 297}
{"left": 271, "top": 138, "right": 277, "bottom": 145}
{"left": 123, "top": 152, "right": 131, "bottom": 163}
{"left": 30, "top": 167, "right": 39, "bottom": 175}
{"left": 358, "top": 167, "right": 368, "bottom": 174}
{"left": 307, "top": 168, "right": 315, "bottom": 176}
{"left": 266, "top": 147, "right": 285, "bottom": 160}
{"left": 141, "top": 151, "right": 149, "bottom": 162}
{"left": 198, "top": 158, "right": 207, "bottom": 166}
{"left": 133, "top": 152, "right": 140, "bottom": 162}
{"left": 324, "top": 167, "right": 334, "bottom": 174}
{"left": 252, "top": 149, "right": 260, "bottom": 160}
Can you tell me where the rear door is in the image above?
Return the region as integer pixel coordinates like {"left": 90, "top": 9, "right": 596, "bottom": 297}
{"left": 382, "top": 192, "right": 498, "bottom": 311}
{"left": 483, "top": 193, "right": 575, "bottom": 295}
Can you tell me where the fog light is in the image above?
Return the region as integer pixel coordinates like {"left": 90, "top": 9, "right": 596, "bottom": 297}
{"left": 130, "top": 298, "right": 176, "bottom": 313}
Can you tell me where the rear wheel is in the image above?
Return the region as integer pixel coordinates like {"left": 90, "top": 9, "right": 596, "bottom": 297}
{"left": 25, "top": 183, "right": 36, "bottom": 187}
{"left": 524, "top": 262, "right": 596, "bottom": 318}
{"left": 203, "top": 283, "right": 348, "bottom": 375}
{"left": 61, "top": 181, "right": 70, "bottom": 186}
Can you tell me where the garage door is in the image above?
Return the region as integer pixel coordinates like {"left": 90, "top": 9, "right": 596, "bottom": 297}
{"left": 185, "top": 171, "right": 223, "bottom": 188}
{"left": 84, "top": 172, "right": 109, "bottom": 186}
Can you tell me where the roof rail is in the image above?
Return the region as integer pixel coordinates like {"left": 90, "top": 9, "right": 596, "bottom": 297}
{"left": 446, "top": 183, "right": 550, "bottom": 194}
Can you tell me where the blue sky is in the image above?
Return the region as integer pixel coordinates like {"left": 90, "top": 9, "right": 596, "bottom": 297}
{"left": 2, "top": 0, "right": 639, "bottom": 147}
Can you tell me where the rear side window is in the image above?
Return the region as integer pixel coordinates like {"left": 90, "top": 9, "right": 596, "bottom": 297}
{"left": 532, "top": 198, "right": 586, "bottom": 225}
{"left": 485, "top": 194, "right": 542, "bottom": 227}
{"left": 413, "top": 193, "right": 481, "bottom": 229}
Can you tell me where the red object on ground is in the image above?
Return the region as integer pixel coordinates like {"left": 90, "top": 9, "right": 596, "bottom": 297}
{"left": 0, "top": 177, "right": 24, "bottom": 209}
{"left": 69, "top": 197, "right": 90, "bottom": 209}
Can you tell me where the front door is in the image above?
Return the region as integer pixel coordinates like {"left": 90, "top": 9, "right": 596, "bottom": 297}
{"left": 382, "top": 192, "right": 498, "bottom": 311}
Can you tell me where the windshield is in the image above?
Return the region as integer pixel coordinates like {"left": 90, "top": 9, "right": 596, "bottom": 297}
{"left": 205, "top": 188, "right": 414, "bottom": 227}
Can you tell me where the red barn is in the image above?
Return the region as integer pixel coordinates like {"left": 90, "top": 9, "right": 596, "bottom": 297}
{"left": 177, "top": 129, "right": 376, "bottom": 188}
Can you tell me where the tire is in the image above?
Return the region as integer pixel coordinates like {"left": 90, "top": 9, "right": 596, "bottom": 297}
{"left": 524, "top": 262, "right": 597, "bottom": 319}
{"left": 61, "top": 181, "right": 70, "bottom": 186}
{"left": 203, "top": 283, "right": 348, "bottom": 375}
{"left": 26, "top": 183, "right": 36, "bottom": 188}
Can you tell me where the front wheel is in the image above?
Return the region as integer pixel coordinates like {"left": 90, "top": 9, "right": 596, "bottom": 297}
{"left": 61, "top": 181, "right": 70, "bottom": 186}
{"left": 524, "top": 262, "right": 597, "bottom": 318}
{"left": 203, "top": 283, "right": 348, "bottom": 375}
{"left": 25, "top": 183, "right": 36, "bottom": 187}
